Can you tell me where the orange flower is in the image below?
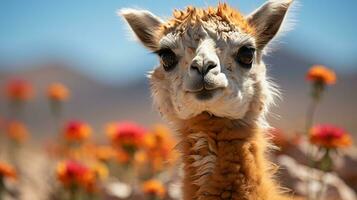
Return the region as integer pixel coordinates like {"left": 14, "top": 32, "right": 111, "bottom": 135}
{"left": 5, "top": 79, "right": 33, "bottom": 101}
{"left": 115, "top": 149, "right": 130, "bottom": 163}
{"left": 63, "top": 121, "right": 91, "bottom": 142}
{"left": 83, "top": 163, "right": 108, "bottom": 193}
{"left": 0, "top": 162, "right": 17, "bottom": 180}
{"left": 306, "top": 65, "right": 336, "bottom": 85}
{"left": 106, "top": 121, "right": 146, "bottom": 150}
{"left": 144, "top": 125, "right": 176, "bottom": 150}
{"left": 94, "top": 146, "right": 116, "bottom": 162}
{"left": 142, "top": 124, "right": 178, "bottom": 170}
{"left": 5, "top": 121, "right": 29, "bottom": 143}
{"left": 134, "top": 151, "right": 148, "bottom": 165}
{"left": 142, "top": 179, "right": 166, "bottom": 198}
{"left": 309, "top": 124, "right": 352, "bottom": 149}
{"left": 47, "top": 82, "right": 70, "bottom": 101}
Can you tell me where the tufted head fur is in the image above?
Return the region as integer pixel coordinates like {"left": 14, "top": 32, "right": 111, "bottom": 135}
{"left": 120, "top": 0, "right": 293, "bottom": 128}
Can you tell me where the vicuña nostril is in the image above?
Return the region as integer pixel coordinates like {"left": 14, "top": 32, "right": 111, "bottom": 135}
{"left": 204, "top": 63, "right": 217, "bottom": 75}
{"left": 190, "top": 60, "right": 218, "bottom": 76}
{"left": 190, "top": 64, "right": 201, "bottom": 74}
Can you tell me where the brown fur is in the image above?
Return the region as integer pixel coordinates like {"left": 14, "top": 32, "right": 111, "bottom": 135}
{"left": 175, "top": 113, "right": 292, "bottom": 200}
{"left": 159, "top": 3, "right": 254, "bottom": 36}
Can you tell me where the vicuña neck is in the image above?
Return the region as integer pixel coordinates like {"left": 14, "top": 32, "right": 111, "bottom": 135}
{"left": 176, "top": 112, "right": 285, "bottom": 200}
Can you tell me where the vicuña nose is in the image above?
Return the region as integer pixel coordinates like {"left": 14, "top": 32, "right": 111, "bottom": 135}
{"left": 190, "top": 60, "right": 219, "bottom": 76}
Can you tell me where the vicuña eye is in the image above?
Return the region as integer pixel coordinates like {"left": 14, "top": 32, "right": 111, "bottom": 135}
{"left": 235, "top": 46, "right": 255, "bottom": 69}
{"left": 156, "top": 48, "right": 178, "bottom": 71}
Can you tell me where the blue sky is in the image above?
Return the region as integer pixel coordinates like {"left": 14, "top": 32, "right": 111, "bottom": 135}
{"left": 0, "top": 0, "right": 356, "bottom": 84}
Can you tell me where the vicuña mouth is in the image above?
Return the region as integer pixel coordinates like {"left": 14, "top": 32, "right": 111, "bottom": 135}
{"left": 190, "top": 88, "right": 222, "bottom": 101}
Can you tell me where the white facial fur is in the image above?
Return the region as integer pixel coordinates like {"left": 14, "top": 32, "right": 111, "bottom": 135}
{"left": 121, "top": 0, "right": 293, "bottom": 123}
{"left": 150, "top": 24, "right": 262, "bottom": 120}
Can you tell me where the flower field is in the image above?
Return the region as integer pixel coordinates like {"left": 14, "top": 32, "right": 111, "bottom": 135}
{"left": 0, "top": 65, "right": 356, "bottom": 200}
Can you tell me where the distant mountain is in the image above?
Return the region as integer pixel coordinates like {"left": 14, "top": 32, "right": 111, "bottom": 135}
{"left": 0, "top": 49, "right": 356, "bottom": 139}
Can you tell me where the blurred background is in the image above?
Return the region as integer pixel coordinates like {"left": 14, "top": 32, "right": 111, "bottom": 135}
{"left": 1, "top": 1, "right": 357, "bottom": 200}
{"left": 0, "top": 0, "right": 356, "bottom": 137}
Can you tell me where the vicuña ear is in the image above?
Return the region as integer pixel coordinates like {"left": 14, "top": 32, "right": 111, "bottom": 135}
{"left": 247, "top": 0, "right": 293, "bottom": 49}
{"left": 120, "top": 8, "right": 163, "bottom": 50}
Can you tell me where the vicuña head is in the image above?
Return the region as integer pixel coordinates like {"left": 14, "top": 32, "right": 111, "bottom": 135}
{"left": 121, "top": 1, "right": 295, "bottom": 199}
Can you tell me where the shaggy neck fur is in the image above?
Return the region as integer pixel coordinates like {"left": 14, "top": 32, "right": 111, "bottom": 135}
{"left": 176, "top": 113, "right": 289, "bottom": 200}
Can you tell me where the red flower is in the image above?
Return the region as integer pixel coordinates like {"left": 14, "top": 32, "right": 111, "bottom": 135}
{"left": 63, "top": 121, "right": 91, "bottom": 142}
{"left": 56, "top": 160, "right": 107, "bottom": 192}
{"left": 5, "top": 79, "right": 33, "bottom": 101}
{"left": 57, "top": 160, "right": 89, "bottom": 185}
{"left": 309, "top": 124, "right": 352, "bottom": 149}
{"left": 106, "top": 121, "right": 146, "bottom": 149}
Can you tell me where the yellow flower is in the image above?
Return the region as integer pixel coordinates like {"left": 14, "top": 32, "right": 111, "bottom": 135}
{"left": 92, "top": 163, "right": 108, "bottom": 180}
{"left": 142, "top": 179, "right": 166, "bottom": 198}
{"left": 0, "top": 162, "right": 17, "bottom": 180}
{"left": 47, "top": 82, "right": 70, "bottom": 101}
{"left": 306, "top": 65, "right": 336, "bottom": 85}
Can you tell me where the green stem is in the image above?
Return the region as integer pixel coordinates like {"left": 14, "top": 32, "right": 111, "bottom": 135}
{"left": 304, "top": 98, "right": 318, "bottom": 136}
{"left": 50, "top": 101, "right": 63, "bottom": 129}
{"left": 87, "top": 192, "right": 98, "bottom": 200}
{"left": 305, "top": 82, "right": 328, "bottom": 200}
{"left": 0, "top": 134, "right": 5, "bottom": 158}
{"left": 69, "top": 188, "right": 75, "bottom": 200}
{"left": 0, "top": 178, "right": 5, "bottom": 200}
{"left": 305, "top": 98, "right": 319, "bottom": 200}
{"left": 148, "top": 195, "right": 160, "bottom": 200}
{"left": 316, "top": 149, "right": 332, "bottom": 200}
{"left": 69, "top": 186, "right": 80, "bottom": 200}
